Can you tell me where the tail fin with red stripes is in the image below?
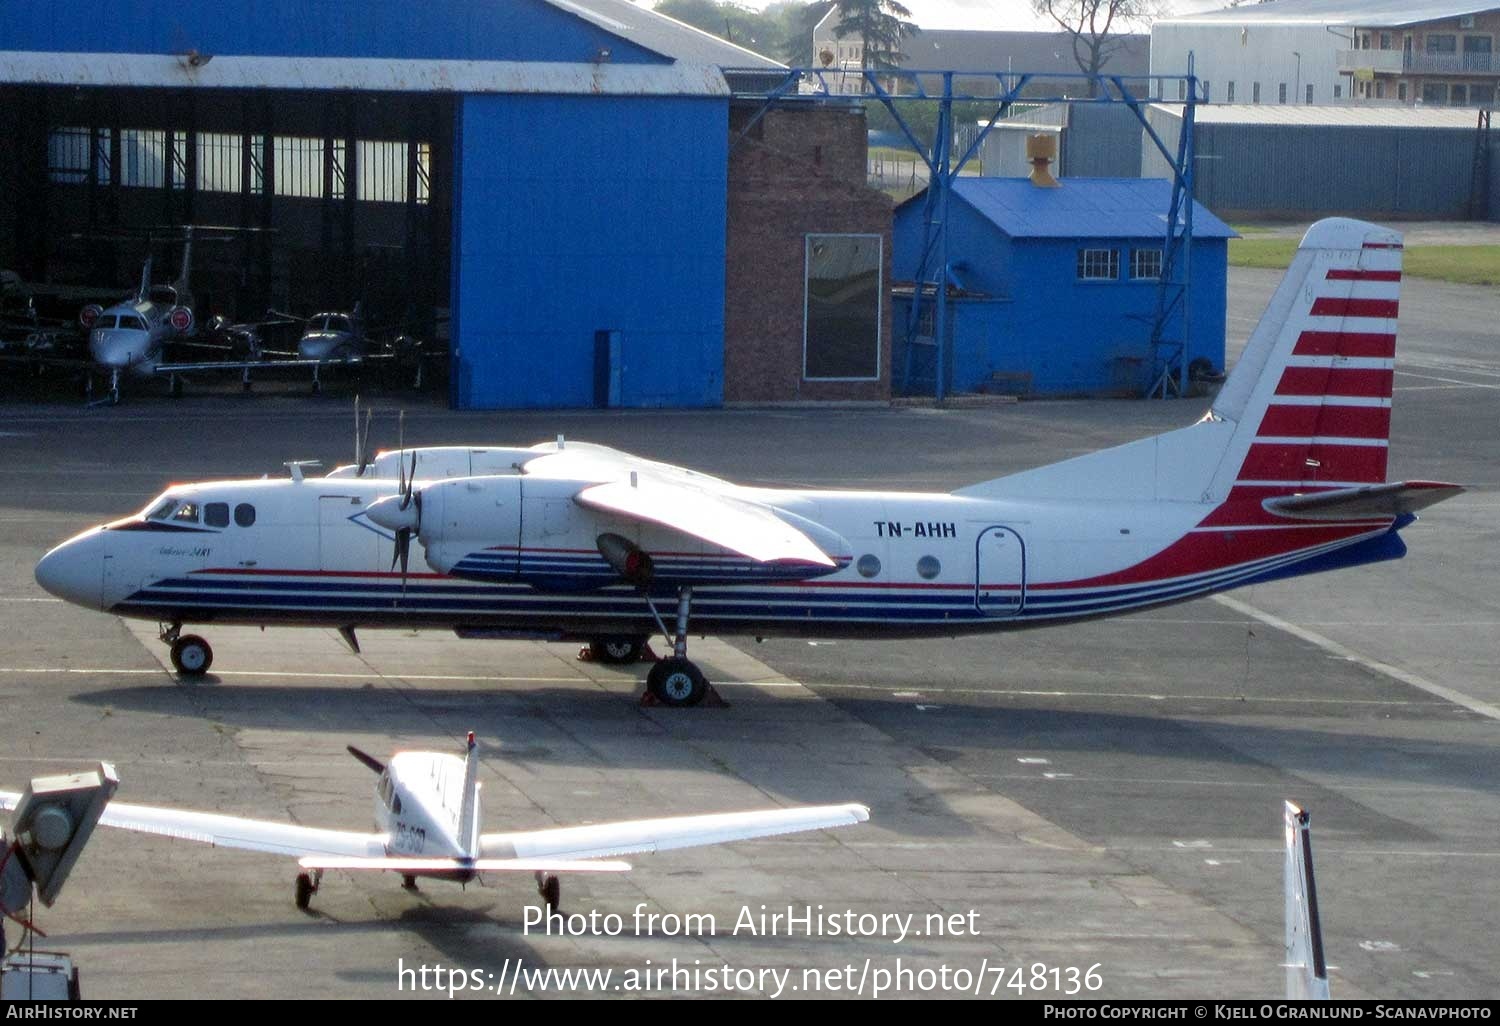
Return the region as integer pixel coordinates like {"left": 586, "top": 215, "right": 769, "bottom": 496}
{"left": 1208, "top": 217, "right": 1401, "bottom": 501}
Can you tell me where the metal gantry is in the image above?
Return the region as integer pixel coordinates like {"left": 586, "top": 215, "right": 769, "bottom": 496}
{"left": 729, "top": 63, "right": 1203, "bottom": 400}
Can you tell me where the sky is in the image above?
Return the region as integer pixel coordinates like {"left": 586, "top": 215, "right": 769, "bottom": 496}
{"left": 637, "top": 0, "right": 1233, "bottom": 32}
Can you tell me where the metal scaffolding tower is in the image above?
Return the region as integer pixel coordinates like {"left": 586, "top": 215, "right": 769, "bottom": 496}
{"left": 729, "top": 62, "right": 1203, "bottom": 400}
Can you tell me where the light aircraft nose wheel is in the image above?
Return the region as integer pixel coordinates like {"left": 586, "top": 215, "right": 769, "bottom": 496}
{"left": 590, "top": 635, "right": 647, "bottom": 665}
{"left": 647, "top": 657, "right": 708, "bottom": 708}
{"left": 169, "top": 634, "right": 213, "bottom": 676}
{"left": 537, "top": 873, "right": 560, "bottom": 913}
{"left": 295, "top": 872, "right": 317, "bottom": 910}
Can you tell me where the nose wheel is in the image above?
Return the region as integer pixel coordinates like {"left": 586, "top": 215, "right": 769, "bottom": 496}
{"left": 161, "top": 623, "right": 213, "bottom": 676}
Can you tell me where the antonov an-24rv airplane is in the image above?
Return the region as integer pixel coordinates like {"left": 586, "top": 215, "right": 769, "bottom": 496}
{"left": 1, "top": 734, "right": 868, "bottom": 913}
{"left": 34, "top": 218, "right": 1462, "bottom": 706}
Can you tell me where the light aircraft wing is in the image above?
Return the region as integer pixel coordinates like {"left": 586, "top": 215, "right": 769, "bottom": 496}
{"left": 0, "top": 791, "right": 385, "bottom": 859}
{"left": 298, "top": 856, "right": 630, "bottom": 873}
{"left": 1264, "top": 480, "right": 1464, "bottom": 520}
{"left": 576, "top": 478, "right": 835, "bottom": 567}
{"left": 480, "top": 803, "right": 869, "bottom": 862}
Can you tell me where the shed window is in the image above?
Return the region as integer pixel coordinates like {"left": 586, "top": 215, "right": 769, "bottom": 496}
{"left": 197, "top": 133, "right": 243, "bottom": 193}
{"left": 1426, "top": 34, "right": 1457, "bottom": 54}
{"left": 1278, "top": 82, "right": 1288, "bottom": 104}
{"left": 803, "top": 234, "right": 882, "bottom": 381}
{"left": 1253, "top": 82, "right": 1262, "bottom": 103}
{"left": 1423, "top": 82, "right": 1449, "bottom": 103}
{"left": 1130, "top": 249, "right": 1163, "bottom": 281}
{"left": 1077, "top": 248, "right": 1119, "bottom": 281}
{"left": 47, "top": 127, "right": 93, "bottom": 184}
{"left": 1226, "top": 81, "right": 1235, "bottom": 102}
{"left": 120, "top": 130, "right": 166, "bottom": 188}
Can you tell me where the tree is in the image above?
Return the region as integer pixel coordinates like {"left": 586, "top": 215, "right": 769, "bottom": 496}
{"left": 832, "top": 0, "right": 918, "bottom": 74}
{"left": 767, "top": 0, "right": 834, "bottom": 67}
{"left": 1032, "top": 0, "right": 1162, "bottom": 96}
{"left": 654, "top": 0, "right": 786, "bottom": 57}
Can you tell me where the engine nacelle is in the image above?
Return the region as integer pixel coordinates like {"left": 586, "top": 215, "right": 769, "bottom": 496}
{"left": 168, "top": 305, "right": 195, "bottom": 335}
{"left": 78, "top": 304, "right": 102, "bottom": 330}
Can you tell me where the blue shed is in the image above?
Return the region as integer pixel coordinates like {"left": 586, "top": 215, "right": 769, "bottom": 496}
{"left": 892, "top": 178, "right": 1235, "bottom": 397}
{"left": 0, "top": 0, "right": 781, "bottom": 409}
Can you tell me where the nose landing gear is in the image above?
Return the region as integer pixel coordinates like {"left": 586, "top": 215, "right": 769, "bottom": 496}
{"left": 160, "top": 622, "right": 213, "bottom": 677}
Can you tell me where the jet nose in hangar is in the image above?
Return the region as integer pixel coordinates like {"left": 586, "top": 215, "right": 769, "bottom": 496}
{"left": 34, "top": 529, "right": 105, "bottom": 610}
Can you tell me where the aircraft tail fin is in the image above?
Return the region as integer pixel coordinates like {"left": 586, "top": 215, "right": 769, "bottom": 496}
{"left": 1284, "top": 801, "right": 1330, "bottom": 1000}
{"left": 172, "top": 229, "right": 194, "bottom": 300}
{"left": 137, "top": 256, "right": 153, "bottom": 304}
{"left": 956, "top": 218, "right": 1407, "bottom": 506}
{"left": 457, "top": 731, "right": 480, "bottom": 859}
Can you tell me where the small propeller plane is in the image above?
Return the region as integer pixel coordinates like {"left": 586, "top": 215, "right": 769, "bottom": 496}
{"left": 34, "top": 218, "right": 1463, "bottom": 705}
{"left": 0, "top": 733, "right": 869, "bottom": 913}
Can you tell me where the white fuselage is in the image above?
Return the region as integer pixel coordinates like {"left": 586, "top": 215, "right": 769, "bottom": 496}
{"left": 34, "top": 466, "right": 1399, "bottom": 641}
{"left": 375, "top": 752, "right": 470, "bottom": 862}
{"left": 89, "top": 299, "right": 173, "bottom": 377}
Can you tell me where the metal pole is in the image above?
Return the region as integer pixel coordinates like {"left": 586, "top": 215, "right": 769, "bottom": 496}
{"left": 934, "top": 73, "right": 953, "bottom": 402}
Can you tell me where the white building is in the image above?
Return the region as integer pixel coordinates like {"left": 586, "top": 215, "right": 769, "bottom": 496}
{"left": 1151, "top": 1, "right": 1361, "bottom": 105}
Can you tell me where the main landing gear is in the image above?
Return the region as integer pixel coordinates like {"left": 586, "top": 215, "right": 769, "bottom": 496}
{"left": 639, "top": 587, "right": 722, "bottom": 709}
{"left": 295, "top": 869, "right": 322, "bottom": 911}
{"left": 536, "top": 872, "right": 560, "bottom": 913}
{"left": 161, "top": 622, "right": 213, "bottom": 677}
{"left": 582, "top": 635, "right": 650, "bottom": 665}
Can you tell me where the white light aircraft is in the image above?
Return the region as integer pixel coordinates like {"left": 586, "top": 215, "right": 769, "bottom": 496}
{"left": 34, "top": 219, "right": 1462, "bottom": 705}
{"left": 0, "top": 734, "right": 869, "bottom": 912}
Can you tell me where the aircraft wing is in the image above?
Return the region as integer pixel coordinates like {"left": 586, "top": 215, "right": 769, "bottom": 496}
{"left": 576, "top": 478, "right": 836, "bottom": 566}
{"left": 298, "top": 856, "right": 630, "bottom": 873}
{"left": 480, "top": 803, "right": 869, "bottom": 862}
{"left": 1264, "top": 480, "right": 1464, "bottom": 520}
{"left": 0, "top": 791, "right": 385, "bottom": 859}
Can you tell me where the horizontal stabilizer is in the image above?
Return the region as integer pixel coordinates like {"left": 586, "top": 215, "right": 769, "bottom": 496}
{"left": 297, "top": 856, "right": 630, "bottom": 873}
{"left": 577, "top": 478, "right": 835, "bottom": 566}
{"left": 1264, "top": 480, "right": 1463, "bottom": 520}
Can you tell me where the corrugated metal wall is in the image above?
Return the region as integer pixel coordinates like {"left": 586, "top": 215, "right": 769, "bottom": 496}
{"left": 452, "top": 94, "right": 727, "bottom": 410}
{"left": 1146, "top": 108, "right": 1482, "bottom": 219}
{"left": 3, "top": 0, "right": 662, "bottom": 63}
{"left": 980, "top": 104, "right": 1143, "bottom": 179}
{"left": 1490, "top": 135, "right": 1500, "bottom": 222}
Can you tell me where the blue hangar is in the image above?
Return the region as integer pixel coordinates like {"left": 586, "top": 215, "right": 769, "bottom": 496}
{"left": 893, "top": 177, "right": 1236, "bottom": 397}
{"left": 0, "top": 0, "right": 789, "bottom": 409}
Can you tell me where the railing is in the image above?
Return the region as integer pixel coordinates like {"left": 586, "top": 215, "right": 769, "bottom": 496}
{"left": 1338, "top": 49, "right": 1497, "bottom": 75}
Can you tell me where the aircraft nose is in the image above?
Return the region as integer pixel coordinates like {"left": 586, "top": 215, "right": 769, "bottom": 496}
{"left": 34, "top": 529, "right": 105, "bottom": 610}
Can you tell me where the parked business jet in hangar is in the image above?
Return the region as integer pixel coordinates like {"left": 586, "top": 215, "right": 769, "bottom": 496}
{"left": 34, "top": 219, "right": 1462, "bottom": 706}
{"left": 0, "top": 733, "right": 869, "bottom": 913}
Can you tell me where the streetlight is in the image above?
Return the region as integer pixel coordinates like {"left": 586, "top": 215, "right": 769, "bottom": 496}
{"left": 1293, "top": 50, "right": 1303, "bottom": 103}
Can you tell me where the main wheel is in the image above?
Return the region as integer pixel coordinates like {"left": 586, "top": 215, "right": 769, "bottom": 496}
{"left": 539, "top": 874, "right": 560, "bottom": 913}
{"left": 647, "top": 657, "right": 708, "bottom": 708}
{"left": 295, "top": 872, "right": 315, "bottom": 910}
{"left": 589, "top": 635, "right": 646, "bottom": 665}
{"left": 169, "top": 635, "right": 213, "bottom": 676}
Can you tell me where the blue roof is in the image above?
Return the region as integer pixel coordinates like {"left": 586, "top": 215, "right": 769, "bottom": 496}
{"left": 910, "top": 178, "right": 1236, "bottom": 240}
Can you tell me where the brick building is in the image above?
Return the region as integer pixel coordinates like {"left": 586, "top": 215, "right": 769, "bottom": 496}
{"left": 724, "top": 104, "right": 893, "bottom": 403}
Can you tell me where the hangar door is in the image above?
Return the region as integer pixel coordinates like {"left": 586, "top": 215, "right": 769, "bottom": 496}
{"left": 975, "top": 526, "right": 1025, "bottom": 617}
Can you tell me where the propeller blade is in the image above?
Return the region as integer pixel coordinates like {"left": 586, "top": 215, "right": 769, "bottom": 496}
{"left": 346, "top": 745, "right": 386, "bottom": 775}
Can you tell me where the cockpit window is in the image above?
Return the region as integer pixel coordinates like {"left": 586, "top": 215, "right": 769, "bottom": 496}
{"left": 146, "top": 498, "right": 178, "bottom": 521}
{"left": 170, "top": 503, "right": 200, "bottom": 523}
{"left": 94, "top": 315, "right": 117, "bottom": 330}
{"left": 326, "top": 316, "right": 351, "bottom": 333}
{"left": 204, "top": 502, "right": 230, "bottom": 528}
{"left": 118, "top": 315, "right": 146, "bottom": 331}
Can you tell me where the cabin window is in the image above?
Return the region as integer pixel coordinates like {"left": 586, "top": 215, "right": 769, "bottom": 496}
{"left": 234, "top": 503, "right": 256, "bottom": 528}
{"left": 170, "top": 503, "right": 200, "bottom": 523}
{"left": 803, "top": 234, "right": 882, "bottom": 381}
{"left": 916, "top": 555, "right": 941, "bottom": 580}
{"left": 856, "top": 554, "right": 881, "bottom": 578}
{"left": 1076, "top": 248, "right": 1119, "bottom": 281}
{"left": 204, "top": 503, "right": 230, "bottom": 528}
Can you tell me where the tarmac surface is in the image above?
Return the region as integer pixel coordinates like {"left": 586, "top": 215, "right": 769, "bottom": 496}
{"left": 0, "top": 263, "right": 1495, "bottom": 1000}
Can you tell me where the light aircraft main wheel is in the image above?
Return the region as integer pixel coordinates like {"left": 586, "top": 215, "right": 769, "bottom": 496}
{"left": 647, "top": 657, "right": 708, "bottom": 708}
{"left": 169, "top": 635, "right": 213, "bottom": 676}
{"left": 295, "top": 872, "right": 315, "bottom": 910}
{"left": 538, "top": 874, "right": 560, "bottom": 913}
{"left": 590, "top": 635, "right": 646, "bottom": 665}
